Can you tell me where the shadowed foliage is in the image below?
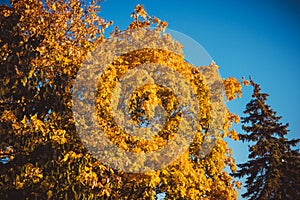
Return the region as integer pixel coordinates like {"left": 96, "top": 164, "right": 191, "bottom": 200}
{"left": 1, "top": 1, "right": 241, "bottom": 199}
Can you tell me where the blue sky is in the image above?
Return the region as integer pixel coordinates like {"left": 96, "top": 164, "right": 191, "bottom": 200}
{"left": 99, "top": 0, "right": 300, "bottom": 199}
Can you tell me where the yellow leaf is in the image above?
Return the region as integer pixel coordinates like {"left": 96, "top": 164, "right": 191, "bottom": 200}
{"left": 47, "top": 190, "right": 53, "bottom": 199}
{"left": 21, "top": 76, "right": 27, "bottom": 86}
{"left": 28, "top": 69, "right": 35, "bottom": 78}
{"left": 52, "top": 3, "right": 56, "bottom": 11}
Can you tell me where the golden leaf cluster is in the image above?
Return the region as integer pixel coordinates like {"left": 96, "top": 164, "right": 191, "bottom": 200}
{"left": 223, "top": 77, "right": 242, "bottom": 101}
{"left": 0, "top": 2, "right": 241, "bottom": 199}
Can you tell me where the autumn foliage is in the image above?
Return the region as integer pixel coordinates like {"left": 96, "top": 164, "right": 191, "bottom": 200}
{"left": 1, "top": 1, "right": 242, "bottom": 199}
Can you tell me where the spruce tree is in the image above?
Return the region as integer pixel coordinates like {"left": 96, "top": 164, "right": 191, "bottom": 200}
{"left": 233, "top": 79, "right": 300, "bottom": 200}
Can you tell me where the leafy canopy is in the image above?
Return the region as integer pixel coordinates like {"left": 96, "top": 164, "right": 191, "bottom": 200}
{"left": 1, "top": 1, "right": 241, "bottom": 199}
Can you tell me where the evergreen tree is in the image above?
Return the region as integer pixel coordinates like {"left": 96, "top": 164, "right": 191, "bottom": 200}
{"left": 233, "top": 79, "right": 300, "bottom": 199}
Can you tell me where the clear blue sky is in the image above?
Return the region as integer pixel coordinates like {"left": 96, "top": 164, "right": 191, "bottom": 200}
{"left": 99, "top": 0, "right": 300, "bottom": 199}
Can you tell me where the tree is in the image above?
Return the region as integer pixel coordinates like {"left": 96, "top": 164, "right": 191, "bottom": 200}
{"left": 1, "top": 1, "right": 241, "bottom": 199}
{"left": 233, "top": 79, "right": 300, "bottom": 200}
